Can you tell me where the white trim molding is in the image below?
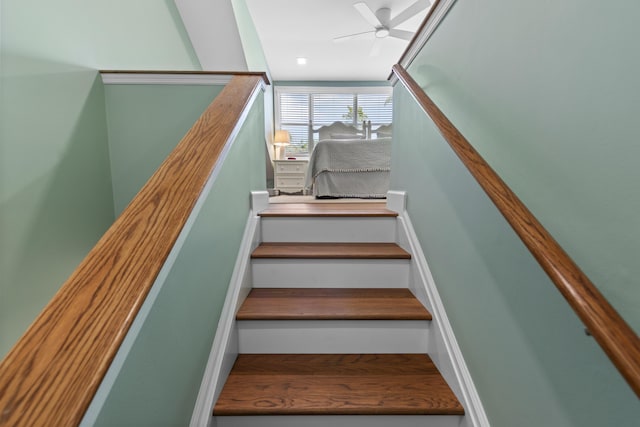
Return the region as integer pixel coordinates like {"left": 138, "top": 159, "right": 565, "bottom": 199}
{"left": 100, "top": 72, "right": 234, "bottom": 85}
{"left": 388, "top": 191, "right": 490, "bottom": 427}
{"left": 391, "top": 0, "right": 457, "bottom": 85}
{"left": 274, "top": 85, "right": 392, "bottom": 95}
{"left": 189, "top": 192, "right": 268, "bottom": 427}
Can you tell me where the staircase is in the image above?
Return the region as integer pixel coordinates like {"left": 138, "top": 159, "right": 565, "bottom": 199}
{"left": 212, "top": 202, "right": 465, "bottom": 427}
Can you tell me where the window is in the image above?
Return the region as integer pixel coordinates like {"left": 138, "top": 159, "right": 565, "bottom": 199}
{"left": 275, "top": 86, "right": 393, "bottom": 156}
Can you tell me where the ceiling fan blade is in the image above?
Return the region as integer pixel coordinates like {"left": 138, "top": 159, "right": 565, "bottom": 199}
{"left": 375, "top": 7, "right": 392, "bottom": 27}
{"left": 333, "top": 30, "right": 375, "bottom": 42}
{"left": 388, "top": 29, "right": 414, "bottom": 41}
{"left": 388, "top": 0, "right": 431, "bottom": 28}
{"left": 353, "top": 2, "right": 382, "bottom": 27}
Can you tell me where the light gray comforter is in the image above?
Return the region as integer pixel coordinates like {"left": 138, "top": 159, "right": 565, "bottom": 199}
{"left": 304, "top": 138, "right": 392, "bottom": 197}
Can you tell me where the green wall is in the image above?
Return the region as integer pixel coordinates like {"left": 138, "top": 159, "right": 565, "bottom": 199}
{"left": 391, "top": 0, "right": 640, "bottom": 425}
{"left": 87, "top": 93, "right": 266, "bottom": 427}
{"left": 231, "top": 0, "right": 275, "bottom": 183}
{"left": 0, "top": 0, "right": 201, "bottom": 358}
{"left": 105, "top": 84, "right": 225, "bottom": 214}
{"left": 0, "top": 62, "right": 114, "bottom": 359}
{"left": 408, "top": 0, "right": 640, "bottom": 332}
{"left": 231, "top": 0, "right": 270, "bottom": 74}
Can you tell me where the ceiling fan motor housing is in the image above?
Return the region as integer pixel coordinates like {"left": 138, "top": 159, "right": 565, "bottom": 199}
{"left": 374, "top": 7, "right": 391, "bottom": 38}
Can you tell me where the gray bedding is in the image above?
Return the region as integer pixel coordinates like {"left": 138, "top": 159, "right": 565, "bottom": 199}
{"left": 304, "top": 138, "right": 391, "bottom": 198}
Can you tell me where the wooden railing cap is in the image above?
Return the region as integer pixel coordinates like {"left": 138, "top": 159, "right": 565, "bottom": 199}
{"left": 99, "top": 70, "right": 271, "bottom": 86}
{"left": 0, "top": 74, "right": 266, "bottom": 427}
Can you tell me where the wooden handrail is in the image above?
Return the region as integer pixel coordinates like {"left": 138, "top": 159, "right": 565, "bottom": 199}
{"left": 0, "top": 73, "right": 267, "bottom": 426}
{"left": 392, "top": 64, "right": 640, "bottom": 398}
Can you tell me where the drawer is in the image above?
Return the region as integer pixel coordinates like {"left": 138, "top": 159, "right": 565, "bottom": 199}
{"left": 276, "top": 176, "right": 305, "bottom": 188}
{"left": 276, "top": 162, "right": 307, "bottom": 174}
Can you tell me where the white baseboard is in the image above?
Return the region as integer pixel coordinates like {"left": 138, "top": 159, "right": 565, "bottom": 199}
{"left": 388, "top": 191, "right": 490, "bottom": 427}
{"left": 190, "top": 192, "right": 268, "bottom": 427}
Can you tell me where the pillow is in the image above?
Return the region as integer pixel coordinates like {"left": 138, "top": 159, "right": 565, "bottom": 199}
{"left": 331, "top": 133, "right": 364, "bottom": 139}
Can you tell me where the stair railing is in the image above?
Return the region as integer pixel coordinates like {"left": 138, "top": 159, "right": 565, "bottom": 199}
{"left": 0, "top": 72, "right": 269, "bottom": 427}
{"left": 391, "top": 64, "right": 640, "bottom": 398}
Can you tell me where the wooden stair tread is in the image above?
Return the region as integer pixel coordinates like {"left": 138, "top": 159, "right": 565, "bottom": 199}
{"left": 259, "top": 202, "right": 397, "bottom": 217}
{"left": 214, "top": 354, "right": 464, "bottom": 416}
{"left": 251, "top": 242, "right": 411, "bottom": 259}
{"left": 237, "top": 288, "right": 431, "bottom": 320}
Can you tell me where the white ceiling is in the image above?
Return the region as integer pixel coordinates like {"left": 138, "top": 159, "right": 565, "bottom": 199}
{"left": 244, "top": 0, "right": 431, "bottom": 81}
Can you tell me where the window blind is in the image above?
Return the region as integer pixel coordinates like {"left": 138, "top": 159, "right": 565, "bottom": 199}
{"left": 276, "top": 87, "right": 393, "bottom": 156}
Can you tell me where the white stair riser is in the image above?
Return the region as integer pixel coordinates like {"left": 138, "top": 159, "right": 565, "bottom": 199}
{"left": 251, "top": 259, "right": 410, "bottom": 288}
{"left": 261, "top": 217, "right": 396, "bottom": 242}
{"left": 238, "top": 320, "right": 429, "bottom": 354}
{"left": 216, "top": 415, "right": 464, "bottom": 427}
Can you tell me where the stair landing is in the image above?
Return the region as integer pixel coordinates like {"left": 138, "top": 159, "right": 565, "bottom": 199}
{"left": 213, "top": 354, "right": 464, "bottom": 416}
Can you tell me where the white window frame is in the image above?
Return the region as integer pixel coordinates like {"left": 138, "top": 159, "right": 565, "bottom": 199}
{"left": 274, "top": 85, "right": 393, "bottom": 156}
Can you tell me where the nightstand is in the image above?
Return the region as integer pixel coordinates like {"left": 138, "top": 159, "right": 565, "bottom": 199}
{"left": 273, "top": 159, "right": 309, "bottom": 194}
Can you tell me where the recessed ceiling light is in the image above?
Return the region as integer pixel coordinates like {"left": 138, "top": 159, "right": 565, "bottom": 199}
{"left": 296, "top": 57, "right": 307, "bottom": 65}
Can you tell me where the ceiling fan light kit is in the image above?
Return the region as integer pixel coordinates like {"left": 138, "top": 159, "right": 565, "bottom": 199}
{"left": 375, "top": 28, "right": 390, "bottom": 38}
{"left": 334, "top": 0, "right": 431, "bottom": 46}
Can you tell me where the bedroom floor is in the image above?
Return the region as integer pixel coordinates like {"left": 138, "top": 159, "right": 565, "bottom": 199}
{"left": 269, "top": 195, "right": 385, "bottom": 204}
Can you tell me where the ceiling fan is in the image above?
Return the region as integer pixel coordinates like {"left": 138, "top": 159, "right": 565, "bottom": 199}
{"left": 334, "top": 0, "right": 431, "bottom": 53}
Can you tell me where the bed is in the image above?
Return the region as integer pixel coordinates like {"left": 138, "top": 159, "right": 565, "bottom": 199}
{"left": 304, "top": 121, "right": 392, "bottom": 198}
